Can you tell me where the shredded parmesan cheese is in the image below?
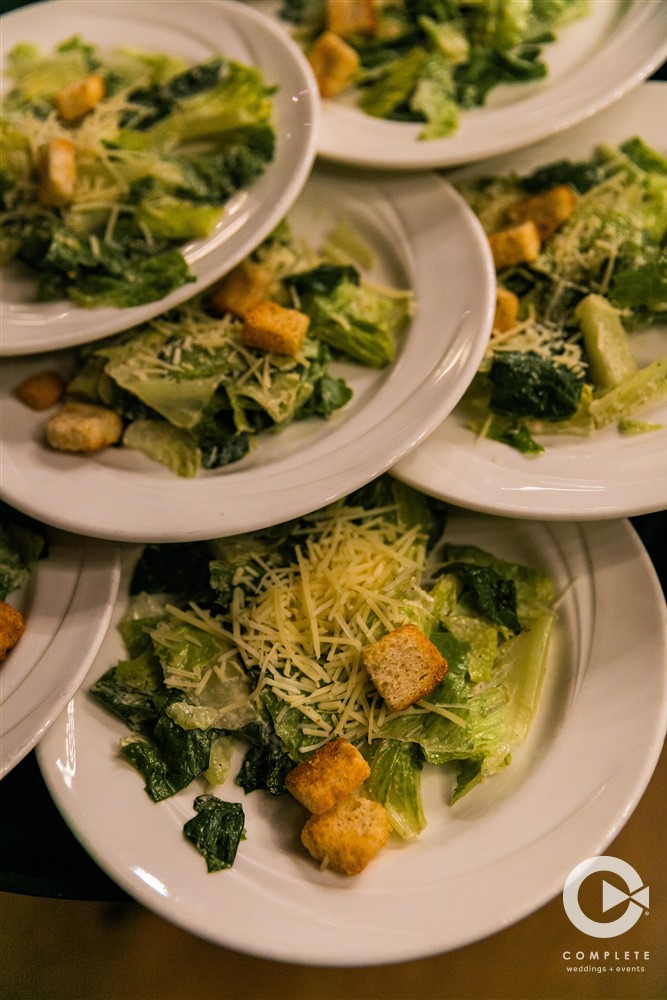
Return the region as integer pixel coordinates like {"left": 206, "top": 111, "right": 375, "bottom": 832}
{"left": 183, "top": 504, "right": 449, "bottom": 746}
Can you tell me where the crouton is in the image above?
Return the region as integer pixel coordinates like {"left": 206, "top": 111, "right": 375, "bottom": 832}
{"left": 487, "top": 220, "right": 541, "bottom": 271}
{"left": 55, "top": 73, "right": 105, "bottom": 121}
{"left": 0, "top": 601, "right": 26, "bottom": 661}
{"left": 505, "top": 184, "right": 578, "bottom": 241}
{"left": 362, "top": 623, "right": 447, "bottom": 712}
{"left": 493, "top": 286, "right": 520, "bottom": 333}
{"left": 38, "top": 138, "right": 76, "bottom": 207}
{"left": 15, "top": 370, "right": 66, "bottom": 411}
{"left": 301, "top": 794, "right": 390, "bottom": 875}
{"left": 242, "top": 300, "right": 310, "bottom": 356}
{"left": 209, "top": 262, "right": 275, "bottom": 319}
{"left": 285, "top": 738, "right": 370, "bottom": 814}
{"left": 308, "top": 31, "right": 360, "bottom": 99}
{"left": 326, "top": 0, "right": 377, "bottom": 37}
{"left": 46, "top": 401, "right": 123, "bottom": 453}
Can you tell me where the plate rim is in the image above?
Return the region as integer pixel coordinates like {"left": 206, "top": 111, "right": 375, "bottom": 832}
{"left": 35, "top": 514, "right": 667, "bottom": 964}
{"left": 0, "top": 166, "right": 496, "bottom": 542}
{"left": 394, "top": 81, "right": 667, "bottom": 521}
{"left": 0, "top": 0, "right": 320, "bottom": 355}
{"left": 260, "top": 0, "right": 667, "bottom": 170}
{"left": 0, "top": 531, "right": 121, "bottom": 778}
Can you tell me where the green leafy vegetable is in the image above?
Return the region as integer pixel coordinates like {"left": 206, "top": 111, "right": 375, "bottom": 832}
{"left": 441, "top": 562, "right": 521, "bottom": 633}
{"left": 458, "top": 138, "right": 667, "bottom": 453}
{"left": 281, "top": 0, "right": 591, "bottom": 140}
{"left": 91, "top": 477, "right": 557, "bottom": 868}
{"left": 0, "top": 503, "right": 48, "bottom": 600}
{"left": 183, "top": 795, "right": 245, "bottom": 872}
{"left": 488, "top": 352, "right": 584, "bottom": 421}
{"left": 53, "top": 219, "right": 411, "bottom": 475}
{"left": 1, "top": 38, "right": 275, "bottom": 308}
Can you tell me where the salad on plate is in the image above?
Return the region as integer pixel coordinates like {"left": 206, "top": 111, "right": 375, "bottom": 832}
{"left": 457, "top": 136, "right": 667, "bottom": 454}
{"left": 20, "top": 217, "right": 413, "bottom": 477}
{"left": 281, "top": 0, "right": 591, "bottom": 139}
{"left": 0, "top": 503, "right": 49, "bottom": 662}
{"left": 90, "top": 476, "right": 557, "bottom": 875}
{"left": 0, "top": 35, "right": 276, "bottom": 308}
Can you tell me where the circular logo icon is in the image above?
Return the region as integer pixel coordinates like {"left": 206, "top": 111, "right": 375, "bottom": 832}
{"left": 563, "top": 856, "right": 650, "bottom": 938}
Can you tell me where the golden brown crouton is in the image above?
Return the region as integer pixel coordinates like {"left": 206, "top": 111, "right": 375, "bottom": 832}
{"left": 242, "top": 300, "right": 310, "bottom": 356}
{"left": 493, "top": 286, "right": 520, "bottom": 333}
{"left": 46, "top": 401, "right": 123, "bottom": 453}
{"left": 301, "top": 794, "right": 390, "bottom": 875}
{"left": 55, "top": 73, "right": 105, "bottom": 121}
{"left": 505, "top": 184, "right": 578, "bottom": 241}
{"left": 209, "top": 262, "right": 275, "bottom": 319}
{"left": 326, "top": 0, "right": 377, "bottom": 37}
{"left": 15, "top": 371, "right": 66, "bottom": 411}
{"left": 38, "top": 138, "right": 76, "bottom": 207}
{"left": 488, "top": 220, "right": 541, "bottom": 271}
{"left": 0, "top": 601, "right": 26, "bottom": 661}
{"left": 362, "top": 623, "right": 447, "bottom": 712}
{"left": 285, "top": 738, "right": 370, "bottom": 814}
{"left": 308, "top": 31, "right": 360, "bottom": 99}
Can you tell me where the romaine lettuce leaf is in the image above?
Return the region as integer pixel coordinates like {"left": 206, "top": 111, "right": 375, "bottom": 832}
{"left": 183, "top": 794, "right": 245, "bottom": 872}
{"left": 0, "top": 503, "right": 48, "bottom": 600}
{"left": 363, "top": 739, "right": 426, "bottom": 840}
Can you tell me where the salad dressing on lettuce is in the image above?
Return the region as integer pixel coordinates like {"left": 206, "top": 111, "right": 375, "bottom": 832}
{"left": 41, "top": 219, "right": 414, "bottom": 474}
{"left": 458, "top": 137, "right": 667, "bottom": 453}
{"left": 281, "top": 0, "right": 591, "bottom": 139}
{"left": 91, "top": 478, "right": 557, "bottom": 872}
{"left": 0, "top": 36, "right": 276, "bottom": 307}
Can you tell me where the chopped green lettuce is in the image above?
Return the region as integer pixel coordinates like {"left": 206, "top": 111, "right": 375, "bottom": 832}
{"left": 282, "top": 0, "right": 590, "bottom": 140}
{"left": 183, "top": 795, "right": 245, "bottom": 872}
{"left": 1, "top": 38, "right": 275, "bottom": 308}
{"left": 56, "top": 220, "right": 411, "bottom": 475}
{"left": 91, "top": 478, "right": 557, "bottom": 867}
{"left": 458, "top": 138, "right": 667, "bottom": 452}
{"left": 0, "top": 503, "right": 48, "bottom": 600}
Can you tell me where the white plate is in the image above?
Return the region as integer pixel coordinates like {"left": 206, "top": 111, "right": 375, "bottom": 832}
{"left": 395, "top": 83, "right": 667, "bottom": 520}
{"left": 0, "top": 166, "right": 495, "bottom": 542}
{"left": 0, "top": 529, "right": 120, "bottom": 778}
{"left": 0, "top": 0, "right": 319, "bottom": 356}
{"left": 252, "top": 0, "right": 667, "bottom": 170}
{"left": 36, "top": 512, "right": 667, "bottom": 964}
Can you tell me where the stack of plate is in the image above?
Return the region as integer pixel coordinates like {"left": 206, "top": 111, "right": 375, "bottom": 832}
{"left": 0, "top": 0, "right": 665, "bottom": 966}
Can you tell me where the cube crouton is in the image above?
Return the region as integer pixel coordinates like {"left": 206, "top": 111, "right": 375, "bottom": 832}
{"left": 505, "top": 184, "right": 578, "bottom": 242}
{"left": 493, "top": 286, "right": 520, "bottom": 333}
{"left": 55, "top": 73, "right": 105, "bottom": 121}
{"left": 362, "top": 623, "right": 447, "bottom": 712}
{"left": 0, "top": 601, "right": 26, "bottom": 661}
{"left": 326, "top": 0, "right": 377, "bottom": 37}
{"left": 209, "top": 262, "right": 275, "bottom": 319}
{"left": 38, "top": 138, "right": 76, "bottom": 207}
{"left": 301, "top": 794, "right": 390, "bottom": 875}
{"left": 46, "top": 401, "right": 123, "bottom": 453}
{"left": 242, "top": 300, "right": 310, "bottom": 356}
{"left": 285, "top": 738, "right": 370, "bottom": 814}
{"left": 488, "top": 221, "right": 541, "bottom": 271}
{"left": 308, "top": 31, "right": 360, "bottom": 99}
{"left": 15, "top": 371, "right": 66, "bottom": 411}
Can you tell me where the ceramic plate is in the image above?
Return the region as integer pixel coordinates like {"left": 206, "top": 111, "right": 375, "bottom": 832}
{"left": 0, "top": 529, "right": 119, "bottom": 778}
{"left": 0, "top": 0, "right": 319, "bottom": 356}
{"left": 0, "top": 166, "right": 495, "bottom": 542}
{"left": 36, "top": 512, "right": 667, "bottom": 964}
{"left": 252, "top": 0, "right": 667, "bottom": 170}
{"left": 394, "top": 84, "right": 667, "bottom": 520}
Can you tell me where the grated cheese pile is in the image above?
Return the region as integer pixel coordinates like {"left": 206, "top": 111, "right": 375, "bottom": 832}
{"left": 173, "top": 504, "right": 440, "bottom": 751}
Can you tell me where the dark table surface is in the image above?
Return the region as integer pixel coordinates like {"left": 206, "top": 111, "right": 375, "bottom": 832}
{"left": 0, "top": 2, "right": 665, "bottom": 904}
